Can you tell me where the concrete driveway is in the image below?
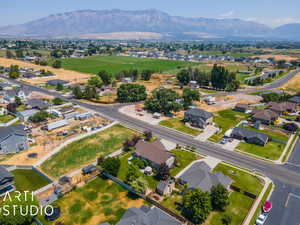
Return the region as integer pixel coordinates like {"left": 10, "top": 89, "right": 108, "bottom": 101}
{"left": 222, "top": 139, "right": 241, "bottom": 151}
{"left": 195, "top": 125, "right": 219, "bottom": 141}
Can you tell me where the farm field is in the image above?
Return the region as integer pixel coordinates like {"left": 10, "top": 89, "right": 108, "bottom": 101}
{"left": 11, "top": 169, "right": 51, "bottom": 191}
{"left": 60, "top": 56, "right": 197, "bottom": 75}
{"left": 40, "top": 124, "right": 138, "bottom": 178}
{"left": 48, "top": 178, "right": 144, "bottom": 225}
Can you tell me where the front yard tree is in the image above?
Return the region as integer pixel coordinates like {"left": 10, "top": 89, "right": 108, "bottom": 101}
{"left": 88, "top": 76, "right": 103, "bottom": 88}
{"left": 100, "top": 157, "right": 121, "bottom": 177}
{"left": 222, "top": 214, "right": 232, "bottom": 225}
{"left": 210, "top": 184, "right": 230, "bottom": 211}
{"left": 144, "top": 88, "right": 182, "bottom": 114}
{"left": 56, "top": 83, "right": 64, "bottom": 91}
{"left": 52, "top": 60, "right": 62, "bottom": 68}
{"left": 176, "top": 69, "right": 191, "bottom": 85}
{"left": 98, "top": 70, "right": 112, "bottom": 85}
{"left": 72, "top": 86, "right": 84, "bottom": 99}
{"left": 141, "top": 69, "right": 154, "bottom": 81}
{"left": 182, "top": 88, "right": 200, "bottom": 108}
{"left": 29, "top": 111, "right": 49, "bottom": 123}
{"left": 157, "top": 163, "right": 170, "bottom": 180}
{"left": 84, "top": 85, "right": 98, "bottom": 100}
{"left": 14, "top": 96, "right": 22, "bottom": 106}
{"left": 182, "top": 189, "right": 212, "bottom": 224}
{"left": 53, "top": 97, "right": 64, "bottom": 105}
{"left": 143, "top": 130, "right": 152, "bottom": 141}
{"left": 117, "top": 84, "right": 147, "bottom": 103}
{"left": 9, "top": 65, "right": 20, "bottom": 79}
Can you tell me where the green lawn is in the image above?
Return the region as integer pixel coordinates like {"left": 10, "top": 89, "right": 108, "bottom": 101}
{"left": 207, "top": 192, "right": 254, "bottom": 225}
{"left": 117, "top": 153, "right": 159, "bottom": 189}
{"left": 11, "top": 169, "right": 50, "bottom": 191}
{"left": 60, "top": 56, "right": 197, "bottom": 75}
{"left": 0, "top": 114, "right": 15, "bottom": 123}
{"left": 49, "top": 177, "right": 145, "bottom": 225}
{"left": 170, "top": 149, "right": 201, "bottom": 176}
{"left": 40, "top": 124, "right": 138, "bottom": 178}
{"left": 209, "top": 110, "right": 249, "bottom": 142}
{"left": 159, "top": 117, "right": 202, "bottom": 136}
{"left": 213, "top": 163, "right": 263, "bottom": 195}
{"left": 237, "top": 141, "right": 285, "bottom": 160}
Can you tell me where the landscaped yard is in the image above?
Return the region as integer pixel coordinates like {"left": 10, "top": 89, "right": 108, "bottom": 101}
{"left": 0, "top": 114, "right": 15, "bottom": 123}
{"left": 159, "top": 117, "right": 202, "bottom": 136}
{"left": 60, "top": 56, "right": 197, "bottom": 75}
{"left": 40, "top": 124, "right": 138, "bottom": 178}
{"left": 11, "top": 169, "right": 51, "bottom": 191}
{"left": 213, "top": 163, "right": 263, "bottom": 195}
{"left": 239, "top": 125, "right": 289, "bottom": 142}
{"left": 48, "top": 177, "right": 145, "bottom": 225}
{"left": 237, "top": 141, "right": 285, "bottom": 160}
{"left": 117, "top": 152, "right": 159, "bottom": 189}
{"left": 209, "top": 110, "right": 249, "bottom": 142}
{"left": 170, "top": 149, "right": 201, "bottom": 176}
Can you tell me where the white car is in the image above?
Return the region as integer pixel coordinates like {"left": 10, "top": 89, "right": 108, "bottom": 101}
{"left": 256, "top": 213, "right": 268, "bottom": 225}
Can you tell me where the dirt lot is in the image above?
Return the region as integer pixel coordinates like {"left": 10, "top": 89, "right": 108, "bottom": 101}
{"left": 254, "top": 54, "right": 298, "bottom": 61}
{"left": 282, "top": 71, "right": 300, "bottom": 93}
{"left": 0, "top": 58, "right": 91, "bottom": 84}
{"left": 0, "top": 111, "right": 108, "bottom": 165}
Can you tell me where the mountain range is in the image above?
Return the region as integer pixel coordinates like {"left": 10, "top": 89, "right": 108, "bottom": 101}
{"left": 0, "top": 9, "right": 299, "bottom": 40}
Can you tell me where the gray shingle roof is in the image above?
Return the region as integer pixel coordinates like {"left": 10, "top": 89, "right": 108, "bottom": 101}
{"left": 117, "top": 206, "right": 182, "bottom": 225}
{"left": 289, "top": 96, "right": 300, "bottom": 104}
{"left": 27, "top": 99, "right": 49, "bottom": 109}
{"left": 185, "top": 108, "right": 213, "bottom": 120}
{"left": 179, "top": 161, "right": 232, "bottom": 191}
{"left": 0, "top": 124, "right": 26, "bottom": 142}
{"left": 0, "top": 166, "right": 13, "bottom": 181}
{"left": 231, "top": 127, "right": 268, "bottom": 143}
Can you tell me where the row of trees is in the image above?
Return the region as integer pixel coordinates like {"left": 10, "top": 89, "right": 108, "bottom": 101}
{"left": 144, "top": 88, "right": 200, "bottom": 114}
{"left": 72, "top": 86, "right": 99, "bottom": 100}
{"left": 176, "top": 64, "right": 240, "bottom": 91}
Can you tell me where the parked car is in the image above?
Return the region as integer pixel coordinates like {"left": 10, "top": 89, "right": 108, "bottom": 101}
{"left": 256, "top": 213, "right": 268, "bottom": 225}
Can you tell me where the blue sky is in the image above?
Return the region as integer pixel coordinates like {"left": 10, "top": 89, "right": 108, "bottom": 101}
{"left": 1, "top": 0, "right": 300, "bottom": 27}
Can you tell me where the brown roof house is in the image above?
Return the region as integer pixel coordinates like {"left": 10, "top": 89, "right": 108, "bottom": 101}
{"left": 268, "top": 102, "right": 297, "bottom": 114}
{"left": 134, "top": 140, "right": 175, "bottom": 169}
{"left": 251, "top": 109, "right": 279, "bottom": 125}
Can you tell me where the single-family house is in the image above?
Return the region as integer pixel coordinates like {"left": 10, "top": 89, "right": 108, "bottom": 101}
{"left": 231, "top": 127, "right": 268, "bottom": 146}
{"left": 0, "top": 124, "right": 28, "bottom": 154}
{"left": 234, "top": 103, "right": 250, "bottom": 113}
{"left": 184, "top": 108, "right": 213, "bottom": 128}
{"left": 27, "top": 99, "right": 49, "bottom": 110}
{"left": 17, "top": 109, "right": 39, "bottom": 121}
{"left": 121, "top": 77, "right": 133, "bottom": 83}
{"left": 179, "top": 161, "right": 232, "bottom": 191}
{"left": 251, "top": 109, "right": 279, "bottom": 125}
{"left": 4, "top": 87, "right": 30, "bottom": 103}
{"left": 268, "top": 102, "right": 297, "bottom": 114}
{"left": 134, "top": 140, "right": 175, "bottom": 169}
{"left": 289, "top": 96, "right": 300, "bottom": 106}
{"left": 117, "top": 206, "right": 183, "bottom": 225}
{"left": 156, "top": 178, "right": 175, "bottom": 196}
{"left": 46, "top": 79, "right": 70, "bottom": 87}
{"left": 0, "top": 166, "right": 14, "bottom": 195}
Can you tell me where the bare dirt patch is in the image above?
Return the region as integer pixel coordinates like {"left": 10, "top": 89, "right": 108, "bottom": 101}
{"left": 282, "top": 72, "right": 300, "bottom": 93}
{"left": 0, "top": 58, "right": 91, "bottom": 84}
{"left": 254, "top": 54, "right": 298, "bottom": 61}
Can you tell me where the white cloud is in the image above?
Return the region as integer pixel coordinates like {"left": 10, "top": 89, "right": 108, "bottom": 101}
{"left": 271, "top": 18, "right": 300, "bottom": 26}
{"left": 219, "top": 11, "right": 235, "bottom": 18}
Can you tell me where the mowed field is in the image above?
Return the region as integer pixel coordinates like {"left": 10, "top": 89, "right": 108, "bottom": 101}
{"left": 60, "top": 56, "right": 197, "bottom": 75}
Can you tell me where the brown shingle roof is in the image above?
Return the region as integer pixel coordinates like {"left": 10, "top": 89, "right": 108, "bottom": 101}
{"left": 268, "top": 102, "right": 297, "bottom": 112}
{"left": 252, "top": 109, "right": 279, "bottom": 121}
{"left": 135, "top": 140, "right": 173, "bottom": 165}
